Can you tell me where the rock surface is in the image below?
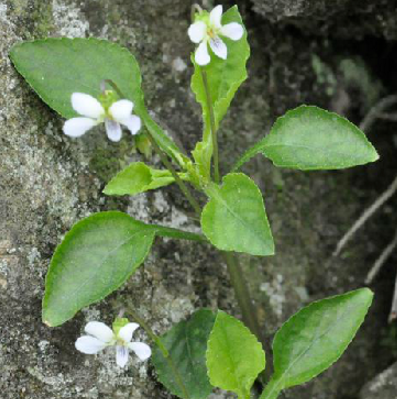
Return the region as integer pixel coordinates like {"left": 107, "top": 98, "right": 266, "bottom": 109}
{"left": 361, "top": 362, "right": 397, "bottom": 399}
{"left": 250, "top": 0, "right": 397, "bottom": 39}
{"left": 1, "top": 0, "right": 397, "bottom": 398}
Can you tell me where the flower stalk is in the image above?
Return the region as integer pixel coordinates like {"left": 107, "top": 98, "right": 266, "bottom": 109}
{"left": 125, "top": 307, "right": 191, "bottom": 399}
{"left": 144, "top": 130, "right": 202, "bottom": 216}
{"left": 201, "top": 69, "right": 220, "bottom": 184}
{"left": 222, "top": 252, "right": 263, "bottom": 342}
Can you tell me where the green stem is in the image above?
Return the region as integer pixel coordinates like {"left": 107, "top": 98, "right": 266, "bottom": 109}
{"left": 105, "top": 80, "right": 264, "bottom": 376}
{"left": 152, "top": 225, "right": 208, "bottom": 242}
{"left": 201, "top": 69, "right": 220, "bottom": 184}
{"left": 125, "top": 307, "right": 191, "bottom": 399}
{"left": 145, "top": 131, "right": 202, "bottom": 216}
{"left": 223, "top": 252, "right": 263, "bottom": 342}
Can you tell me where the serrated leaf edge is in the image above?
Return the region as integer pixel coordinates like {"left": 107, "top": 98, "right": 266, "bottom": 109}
{"left": 206, "top": 310, "right": 266, "bottom": 397}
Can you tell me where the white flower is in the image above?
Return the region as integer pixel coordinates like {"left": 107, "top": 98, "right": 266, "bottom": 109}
{"left": 188, "top": 5, "right": 244, "bottom": 66}
{"left": 63, "top": 93, "right": 142, "bottom": 142}
{"left": 75, "top": 321, "right": 152, "bottom": 368}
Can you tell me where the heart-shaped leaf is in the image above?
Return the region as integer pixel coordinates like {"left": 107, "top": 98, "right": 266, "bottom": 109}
{"left": 207, "top": 310, "right": 266, "bottom": 398}
{"left": 201, "top": 173, "right": 274, "bottom": 256}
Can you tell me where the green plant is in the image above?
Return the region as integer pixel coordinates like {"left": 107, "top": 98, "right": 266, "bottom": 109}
{"left": 10, "top": 4, "right": 378, "bottom": 399}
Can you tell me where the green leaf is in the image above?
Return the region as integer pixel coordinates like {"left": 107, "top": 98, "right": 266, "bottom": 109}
{"left": 152, "top": 309, "right": 216, "bottom": 399}
{"left": 191, "top": 5, "right": 250, "bottom": 141}
{"left": 201, "top": 173, "right": 274, "bottom": 256}
{"left": 43, "top": 211, "right": 155, "bottom": 327}
{"left": 43, "top": 211, "right": 206, "bottom": 327}
{"left": 9, "top": 38, "right": 181, "bottom": 162}
{"left": 234, "top": 105, "right": 379, "bottom": 171}
{"left": 207, "top": 311, "right": 266, "bottom": 399}
{"left": 192, "top": 140, "right": 213, "bottom": 184}
{"left": 260, "top": 288, "right": 373, "bottom": 399}
{"left": 103, "top": 162, "right": 175, "bottom": 196}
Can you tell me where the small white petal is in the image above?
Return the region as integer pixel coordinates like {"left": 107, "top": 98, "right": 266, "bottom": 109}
{"left": 128, "top": 342, "right": 152, "bottom": 361}
{"left": 71, "top": 93, "right": 104, "bottom": 119}
{"left": 210, "top": 5, "right": 223, "bottom": 29}
{"left": 116, "top": 345, "right": 129, "bottom": 367}
{"left": 220, "top": 22, "right": 244, "bottom": 41}
{"left": 105, "top": 119, "right": 122, "bottom": 142}
{"left": 188, "top": 21, "right": 207, "bottom": 43}
{"left": 210, "top": 37, "right": 227, "bottom": 60}
{"left": 85, "top": 322, "right": 114, "bottom": 343}
{"left": 63, "top": 117, "right": 97, "bottom": 138}
{"left": 109, "top": 99, "right": 134, "bottom": 121}
{"left": 195, "top": 41, "right": 211, "bottom": 66}
{"left": 118, "top": 323, "right": 140, "bottom": 343}
{"left": 120, "top": 115, "right": 141, "bottom": 135}
{"left": 75, "top": 336, "right": 107, "bottom": 354}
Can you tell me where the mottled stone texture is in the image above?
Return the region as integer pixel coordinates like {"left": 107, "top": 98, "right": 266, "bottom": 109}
{"left": 1, "top": 0, "right": 397, "bottom": 398}
{"left": 361, "top": 362, "right": 397, "bottom": 399}
{"left": 251, "top": 0, "right": 397, "bottom": 39}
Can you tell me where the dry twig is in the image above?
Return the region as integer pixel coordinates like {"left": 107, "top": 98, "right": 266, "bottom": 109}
{"left": 389, "top": 272, "right": 397, "bottom": 323}
{"left": 333, "top": 175, "right": 397, "bottom": 257}
{"left": 359, "top": 94, "right": 397, "bottom": 132}
{"left": 366, "top": 229, "right": 397, "bottom": 284}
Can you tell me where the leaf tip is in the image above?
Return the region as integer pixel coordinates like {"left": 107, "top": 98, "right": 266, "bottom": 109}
{"left": 358, "top": 287, "right": 374, "bottom": 301}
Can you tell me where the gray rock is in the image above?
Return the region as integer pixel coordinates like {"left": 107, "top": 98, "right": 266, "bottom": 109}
{"left": 250, "top": 0, "right": 397, "bottom": 39}
{"left": 361, "top": 362, "right": 397, "bottom": 399}
{"left": 0, "top": 0, "right": 395, "bottom": 398}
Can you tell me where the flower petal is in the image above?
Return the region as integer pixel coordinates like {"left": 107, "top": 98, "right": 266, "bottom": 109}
{"left": 71, "top": 93, "right": 104, "bottom": 119}
{"left": 120, "top": 115, "right": 141, "bottom": 135}
{"left": 109, "top": 99, "right": 134, "bottom": 121}
{"left": 195, "top": 41, "right": 211, "bottom": 66}
{"left": 63, "top": 117, "right": 97, "bottom": 138}
{"left": 118, "top": 323, "right": 140, "bottom": 343}
{"left": 188, "top": 21, "right": 207, "bottom": 43}
{"left": 220, "top": 22, "right": 244, "bottom": 41}
{"left": 210, "top": 5, "right": 223, "bottom": 29}
{"left": 105, "top": 119, "right": 122, "bottom": 142}
{"left": 85, "top": 321, "right": 114, "bottom": 343}
{"left": 128, "top": 342, "right": 152, "bottom": 361}
{"left": 75, "top": 336, "right": 107, "bottom": 354}
{"left": 210, "top": 37, "right": 227, "bottom": 60}
{"left": 116, "top": 345, "right": 129, "bottom": 367}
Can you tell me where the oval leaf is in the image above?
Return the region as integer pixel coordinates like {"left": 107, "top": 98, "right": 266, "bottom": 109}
{"left": 261, "top": 288, "right": 373, "bottom": 399}
{"left": 10, "top": 38, "right": 180, "bottom": 161}
{"left": 43, "top": 211, "right": 155, "bottom": 327}
{"left": 234, "top": 105, "right": 379, "bottom": 171}
{"left": 191, "top": 5, "right": 250, "bottom": 141}
{"left": 207, "top": 311, "right": 266, "bottom": 398}
{"left": 152, "top": 309, "right": 216, "bottom": 399}
{"left": 201, "top": 173, "right": 274, "bottom": 256}
{"left": 103, "top": 162, "right": 175, "bottom": 196}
